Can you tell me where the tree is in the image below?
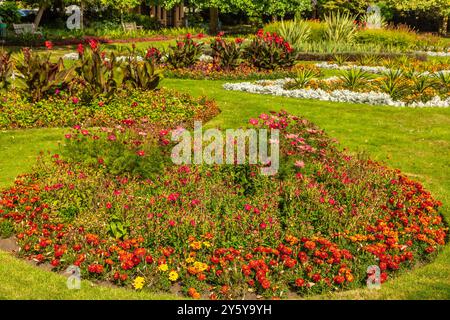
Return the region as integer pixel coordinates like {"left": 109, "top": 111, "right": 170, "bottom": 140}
{"left": 100, "top": 0, "right": 141, "bottom": 22}
{"left": 384, "top": 0, "right": 450, "bottom": 34}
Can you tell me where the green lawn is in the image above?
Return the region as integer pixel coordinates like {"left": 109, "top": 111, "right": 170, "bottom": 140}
{"left": 0, "top": 79, "right": 449, "bottom": 299}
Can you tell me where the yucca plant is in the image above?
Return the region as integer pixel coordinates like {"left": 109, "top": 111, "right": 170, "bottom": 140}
{"left": 433, "top": 71, "right": 450, "bottom": 89}
{"left": 277, "top": 18, "right": 311, "bottom": 50}
{"left": 380, "top": 69, "right": 405, "bottom": 99}
{"left": 339, "top": 68, "right": 371, "bottom": 90}
{"left": 355, "top": 54, "right": 379, "bottom": 66}
{"left": 411, "top": 74, "right": 434, "bottom": 94}
{"left": 333, "top": 54, "right": 349, "bottom": 66}
{"left": 324, "top": 11, "right": 358, "bottom": 43}
{"left": 0, "top": 49, "right": 13, "bottom": 91}
{"left": 286, "top": 66, "right": 320, "bottom": 89}
{"left": 14, "top": 48, "right": 76, "bottom": 101}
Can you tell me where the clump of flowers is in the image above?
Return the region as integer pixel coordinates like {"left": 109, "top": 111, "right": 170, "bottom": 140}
{"left": 133, "top": 276, "right": 145, "bottom": 290}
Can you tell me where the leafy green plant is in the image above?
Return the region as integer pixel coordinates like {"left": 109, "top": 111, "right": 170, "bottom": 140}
{"left": 108, "top": 214, "right": 130, "bottom": 240}
{"left": 323, "top": 11, "right": 358, "bottom": 43}
{"left": 355, "top": 54, "right": 379, "bottom": 66}
{"left": 0, "top": 219, "right": 14, "bottom": 239}
{"left": 277, "top": 18, "right": 311, "bottom": 50}
{"left": 380, "top": 69, "right": 405, "bottom": 99}
{"left": 210, "top": 34, "right": 242, "bottom": 70}
{"left": 244, "top": 30, "right": 296, "bottom": 70}
{"left": 411, "top": 75, "right": 434, "bottom": 94}
{"left": 14, "top": 48, "right": 76, "bottom": 102}
{"left": 76, "top": 41, "right": 125, "bottom": 97}
{"left": 122, "top": 47, "right": 160, "bottom": 90}
{"left": 339, "top": 68, "right": 371, "bottom": 90}
{"left": 287, "top": 66, "right": 320, "bottom": 89}
{"left": 166, "top": 34, "right": 203, "bottom": 69}
{"left": 333, "top": 54, "right": 349, "bottom": 66}
{"left": 0, "top": 49, "right": 13, "bottom": 91}
{"left": 433, "top": 71, "right": 450, "bottom": 89}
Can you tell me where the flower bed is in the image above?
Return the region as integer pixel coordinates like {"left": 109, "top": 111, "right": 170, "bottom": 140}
{"left": 0, "top": 111, "right": 446, "bottom": 299}
{"left": 0, "top": 88, "right": 219, "bottom": 129}
{"left": 223, "top": 74, "right": 450, "bottom": 107}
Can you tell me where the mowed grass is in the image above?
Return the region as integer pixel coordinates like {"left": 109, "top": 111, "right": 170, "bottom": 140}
{"left": 0, "top": 79, "right": 449, "bottom": 299}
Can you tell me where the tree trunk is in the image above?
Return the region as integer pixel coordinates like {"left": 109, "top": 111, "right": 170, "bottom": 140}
{"left": 441, "top": 15, "right": 448, "bottom": 36}
{"left": 209, "top": 7, "right": 219, "bottom": 35}
{"left": 34, "top": 6, "right": 46, "bottom": 28}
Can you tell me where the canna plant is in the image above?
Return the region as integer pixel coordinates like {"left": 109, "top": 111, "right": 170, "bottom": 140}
{"left": 14, "top": 48, "right": 76, "bottom": 102}
{"left": 210, "top": 33, "right": 242, "bottom": 70}
{"left": 76, "top": 41, "right": 125, "bottom": 97}
{"left": 166, "top": 34, "right": 203, "bottom": 69}
{"left": 244, "top": 29, "right": 296, "bottom": 70}
{"left": 123, "top": 46, "right": 161, "bottom": 90}
{"left": 0, "top": 49, "right": 13, "bottom": 91}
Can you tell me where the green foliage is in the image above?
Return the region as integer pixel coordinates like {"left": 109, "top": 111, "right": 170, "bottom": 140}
{"left": 108, "top": 214, "right": 130, "bottom": 240}
{"left": 166, "top": 35, "right": 203, "bottom": 69}
{"left": 244, "top": 30, "right": 296, "bottom": 70}
{"left": 14, "top": 48, "right": 76, "bottom": 102}
{"left": 323, "top": 11, "right": 358, "bottom": 43}
{"left": 379, "top": 68, "right": 406, "bottom": 99}
{"left": 0, "top": 219, "right": 14, "bottom": 239}
{"left": 0, "top": 49, "right": 13, "bottom": 91}
{"left": 355, "top": 28, "right": 418, "bottom": 50}
{"left": 0, "top": 1, "right": 21, "bottom": 25}
{"left": 277, "top": 19, "right": 312, "bottom": 50}
{"left": 122, "top": 47, "right": 161, "bottom": 90}
{"left": 210, "top": 35, "right": 242, "bottom": 70}
{"left": 285, "top": 65, "right": 320, "bottom": 89}
{"left": 338, "top": 68, "right": 371, "bottom": 90}
{"left": 58, "top": 206, "right": 80, "bottom": 222}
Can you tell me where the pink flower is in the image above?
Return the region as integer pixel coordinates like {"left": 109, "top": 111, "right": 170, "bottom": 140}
{"left": 168, "top": 220, "right": 176, "bottom": 227}
{"left": 159, "top": 129, "right": 169, "bottom": 136}
{"left": 65, "top": 134, "right": 72, "bottom": 139}
{"left": 168, "top": 193, "right": 180, "bottom": 202}
{"left": 106, "top": 202, "right": 112, "bottom": 209}
{"left": 44, "top": 40, "right": 53, "bottom": 50}
{"left": 259, "top": 222, "right": 267, "bottom": 230}
{"left": 259, "top": 113, "right": 269, "bottom": 120}
{"left": 72, "top": 97, "right": 79, "bottom": 104}
{"left": 136, "top": 150, "right": 145, "bottom": 157}
{"left": 294, "top": 160, "right": 305, "bottom": 168}
{"left": 244, "top": 204, "right": 252, "bottom": 211}
{"left": 249, "top": 118, "right": 259, "bottom": 125}
{"left": 81, "top": 130, "right": 89, "bottom": 136}
{"left": 107, "top": 134, "right": 116, "bottom": 141}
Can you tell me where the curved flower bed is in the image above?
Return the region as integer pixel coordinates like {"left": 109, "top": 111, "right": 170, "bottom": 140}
{"left": 223, "top": 79, "right": 450, "bottom": 107}
{"left": 0, "top": 88, "right": 219, "bottom": 129}
{"left": 0, "top": 111, "right": 446, "bottom": 299}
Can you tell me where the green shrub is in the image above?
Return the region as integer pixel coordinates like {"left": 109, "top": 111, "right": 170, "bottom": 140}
{"left": 355, "top": 29, "right": 418, "bottom": 50}
{"left": 323, "top": 11, "right": 358, "bottom": 43}
{"left": 277, "top": 19, "right": 311, "bottom": 50}
{"left": 0, "top": 219, "right": 14, "bottom": 239}
{"left": 0, "top": 49, "right": 13, "bottom": 90}
{"left": 0, "top": 1, "right": 21, "bottom": 25}
{"left": 123, "top": 13, "right": 161, "bottom": 30}
{"left": 166, "top": 34, "right": 204, "bottom": 69}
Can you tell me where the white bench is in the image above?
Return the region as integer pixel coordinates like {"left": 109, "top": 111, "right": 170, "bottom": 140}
{"left": 12, "top": 23, "right": 42, "bottom": 35}
{"left": 122, "top": 22, "right": 143, "bottom": 32}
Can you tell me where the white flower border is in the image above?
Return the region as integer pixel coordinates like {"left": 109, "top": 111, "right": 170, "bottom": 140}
{"left": 315, "top": 62, "right": 450, "bottom": 75}
{"left": 223, "top": 79, "right": 450, "bottom": 108}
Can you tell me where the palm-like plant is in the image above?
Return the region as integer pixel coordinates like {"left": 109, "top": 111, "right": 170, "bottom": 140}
{"left": 278, "top": 18, "right": 311, "bottom": 50}
{"left": 380, "top": 69, "right": 405, "bottom": 99}
{"left": 324, "top": 11, "right": 358, "bottom": 43}
{"left": 339, "top": 68, "right": 371, "bottom": 90}
{"left": 291, "top": 66, "right": 320, "bottom": 89}
{"left": 411, "top": 74, "right": 434, "bottom": 94}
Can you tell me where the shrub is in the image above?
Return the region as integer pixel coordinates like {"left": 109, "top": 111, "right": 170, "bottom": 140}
{"left": 277, "top": 19, "right": 311, "bottom": 50}
{"left": 14, "top": 48, "right": 76, "bottom": 102}
{"left": 323, "top": 11, "right": 358, "bottom": 43}
{"left": 0, "top": 219, "right": 14, "bottom": 239}
{"left": 210, "top": 33, "right": 242, "bottom": 70}
{"left": 122, "top": 47, "right": 160, "bottom": 91}
{"left": 166, "top": 34, "right": 204, "bottom": 69}
{"left": 244, "top": 29, "right": 295, "bottom": 70}
{"left": 0, "top": 49, "right": 13, "bottom": 91}
{"left": 338, "top": 68, "right": 371, "bottom": 90}
{"left": 355, "top": 28, "right": 417, "bottom": 50}
{"left": 0, "top": 1, "right": 21, "bottom": 25}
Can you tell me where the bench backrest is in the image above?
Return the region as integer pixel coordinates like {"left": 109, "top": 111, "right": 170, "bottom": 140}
{"left": 13, "top": 23, "right": 36, "bottom": 34}
{"left": 122, "top": 22, "right": 137, "bottom": 31}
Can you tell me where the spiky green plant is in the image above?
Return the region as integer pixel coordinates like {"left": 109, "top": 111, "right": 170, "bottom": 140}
{"left": 339, "top": 68, "right": 371, "bottom": 90}
{"left": 277, "top": 18, "right": 311, "bottom": 50}
{"left": 380, "top": 69, "right": 405, "bottom": 99}
{"left": 323, "top": 11, "right": 358, "bottom": 43}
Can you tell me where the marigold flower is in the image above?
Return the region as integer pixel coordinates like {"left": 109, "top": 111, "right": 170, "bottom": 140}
{"left": 168, "top": 270, "right": 179, "bottom": 282}
{"left": 133, "top": 276, "right": 145, "bottom": 290}
{"left": 158, "top": 264, "right": 169, "bottom": 272}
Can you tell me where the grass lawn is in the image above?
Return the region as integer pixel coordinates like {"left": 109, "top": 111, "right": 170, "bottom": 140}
{"left": 0, "top": 79, "right": 449, "bottom": 299}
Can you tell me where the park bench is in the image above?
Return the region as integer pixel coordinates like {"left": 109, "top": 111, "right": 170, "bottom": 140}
{"left": 122, "top": 22, "right": 143, "bottom": 32}
{"left": 12, "top": 23, "right": 42, "bottom": 35}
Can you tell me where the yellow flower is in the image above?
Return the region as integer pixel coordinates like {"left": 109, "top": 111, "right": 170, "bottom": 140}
{"left": 190, "top": 241, "right": 202, "bottom": 250}
{"left": 168, "top": 270, "right": 179, "bottom": 282}
{"left": 185, "top": 257, "right": 195, "bottom": 264}
{"left": 202, "top": 241, "right": 211, "bottom": 248}
{"left": 193, "top": 261, "right": 208, "bottom": 272}
{"left": 158, "top": 264, "right": 169, "bottom": 272}
{"left": 133, "top": 276, "right": 145, "bottom": 290}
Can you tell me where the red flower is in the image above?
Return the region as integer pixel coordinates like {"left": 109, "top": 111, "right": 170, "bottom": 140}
{"left": 311, "top": 273, "right": 321, "bottom": 282}
{"left": 145, "top": 255, "right": 154, "bottom": 263}
{"left": 186, "top": 33, "right": 192, "bottom": 39}
{"left": 333, "top": 275, "right": 345, "bottom": 285}
{"left": 77, "top": 43, "right": 84, "bottom": 55}
{"left": 136, "top": 150, "right": 145, "bottom": 157}
{"left": 259, "top": 222, "right": 267, "bottom": 230}
{"left": 217, "top": 31, "right": 225, "bottom": 37}
{"left": 88, "top": 263, "right": 104, "bottom": 274}
{"left": 197, "top": 33, "right": 205, "bottom": 39}
{"left": 88, "top": 39, "right": 98, "bottom": 51}
{"left": 295, "top": 278, "right": 305, "bottom": 287}
{"left": 235, "top": 38, "right": 243, "bottom": 44}
{"left": 260, "top": 278, "right": 271, "bottom": 289}
{"left": 51, "top": 259, "right": 60, "bottom": 267}
{"left": 44, "top": 41, "right": 53, "bottom": 50}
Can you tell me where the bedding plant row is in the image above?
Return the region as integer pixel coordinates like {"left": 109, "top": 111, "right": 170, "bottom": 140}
{"left": 0, "top": 111, "right": 446, "bottom": 299}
